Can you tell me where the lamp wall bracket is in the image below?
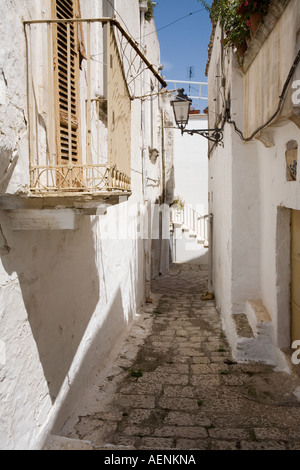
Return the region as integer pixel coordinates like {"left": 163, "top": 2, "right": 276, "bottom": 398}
{"left": 180, "top": 127, "right": 223, "bottom": 145}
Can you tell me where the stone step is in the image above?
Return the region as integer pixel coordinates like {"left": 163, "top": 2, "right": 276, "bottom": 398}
{"left": 245, "top": 299, "right": 272, "bottom": 336}
{"left": 230, "top": 300, "right": 276, "bottom": 365}
{"left": 43, "top": 434, "right": 94, "bottom": 450}
{"left": 173, "top": 223, "right": 209, "bottom": 251}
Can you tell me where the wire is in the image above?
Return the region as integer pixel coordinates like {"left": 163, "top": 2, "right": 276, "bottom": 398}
{"left": 139, "top": 7, "right": 206, "bottom": 40}
{"left": 105, "top": 0, "right": 132, "bottom": 38}
{"left": 133, "top": 89, "right": 176, "bottom": 101}
{"left": 228, "top": 49, "right": 300, "bottom": 142}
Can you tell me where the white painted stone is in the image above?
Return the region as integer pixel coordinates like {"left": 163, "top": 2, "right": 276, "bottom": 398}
{"left": 172, "top": 115, "right": 209, "bottom": 265}
{"left": 0, "top": 0, "right": 174, "bottom": 450}
{"left": 8, "top": 209, "right": 79, "bottom": 230}
{"left": 207, "top": 1, "right": 300, "bottom": 368}
{"left": 43, "top": 434, "right": 94, "bottom": 450}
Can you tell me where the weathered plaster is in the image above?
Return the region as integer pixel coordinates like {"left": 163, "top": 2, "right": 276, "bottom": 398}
{"left": 0, "top": 0, "right": 173, "bottom": 450}
{"left": 207, "top": 0, "right": 300, "bottom": 367}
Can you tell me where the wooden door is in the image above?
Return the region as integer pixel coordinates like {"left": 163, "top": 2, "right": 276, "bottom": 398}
{"left": 291, "top": 210, "right": 300, "bottom": 342}
{"left": 52, "top": 0, "right": 81, "bottom": 188}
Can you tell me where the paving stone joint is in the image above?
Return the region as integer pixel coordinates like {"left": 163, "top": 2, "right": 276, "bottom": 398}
{"left": 48, "top": 264, "right": 300, "bottom": 451}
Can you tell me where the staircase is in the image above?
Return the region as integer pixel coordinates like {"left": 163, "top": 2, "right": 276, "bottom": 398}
{"left": 171, "top": 205, "right": 210, "bottom": 264}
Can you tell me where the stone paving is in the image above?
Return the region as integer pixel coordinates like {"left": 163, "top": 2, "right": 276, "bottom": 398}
{"left": 58, "top": 263, "right": 300, "bottom": 451}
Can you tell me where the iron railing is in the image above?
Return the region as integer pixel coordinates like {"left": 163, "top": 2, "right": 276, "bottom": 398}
{"left": 171, "top": 204, "right": 209, "bottom": 244}
{"left": 24, "top": 18, "right": 132, "bottom": 194}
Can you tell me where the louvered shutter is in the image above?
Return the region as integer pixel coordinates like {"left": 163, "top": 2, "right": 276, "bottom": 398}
{"left": 53, "top": 0, "right": 80, "bottom": 166}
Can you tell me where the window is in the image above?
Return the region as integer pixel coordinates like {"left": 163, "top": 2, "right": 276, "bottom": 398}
{"left": 52, "top": 0, "right": 80, "bottom": 167}
{"left": 286, "top": 140, "right": 298, "bottom": 181}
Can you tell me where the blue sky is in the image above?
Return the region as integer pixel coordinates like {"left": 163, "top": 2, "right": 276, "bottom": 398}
{"left": 152, "top": 0, "right": 213, "bottom": 110}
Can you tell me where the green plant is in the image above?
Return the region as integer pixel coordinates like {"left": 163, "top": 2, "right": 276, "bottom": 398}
{"left": 199, "top": 0, "right": 243, "bottom": 29}
{"left": 237, "top": 0, "right": 271, "bottom": 18}
{"left": 139, "top": 0, "right": 156, "bottom": 22}
{"left": 205, "top": 424, "right": 216, "bottom": 430}
{"left": 128, "top": 368, "right": 143, "bottom": 378}
{"left": 153, "top": 308, "right": 162, "bottom": 315}
{"left": 223, "top": 19, "right": 250, "bottom": 47}
{"left": 198, "top": 0, "right": 270, "bottom": 52}
{"left": 249, "top": 428, "right": 258, "bottom": 442}
{"left": 172, "top": 195, "right": 185, "bottom": 211}
{"left": 197, "top": 399, "right": 203, "bottom": 407}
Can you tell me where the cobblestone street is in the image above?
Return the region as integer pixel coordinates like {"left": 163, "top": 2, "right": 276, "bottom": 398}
{"left": 50, "top": 264, "right": 300, "bottom": 451}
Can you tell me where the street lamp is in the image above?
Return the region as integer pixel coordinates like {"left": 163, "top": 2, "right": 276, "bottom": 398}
{"left": 170, "top": 88, "right": 223, "bottom": 144}
{"left": 170, "top": 88, "right": 192, "bottom": 131}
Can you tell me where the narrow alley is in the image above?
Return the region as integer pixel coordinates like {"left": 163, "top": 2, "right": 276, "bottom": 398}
{"left": 46, "top": 263, "right": 300, "bottom": 451}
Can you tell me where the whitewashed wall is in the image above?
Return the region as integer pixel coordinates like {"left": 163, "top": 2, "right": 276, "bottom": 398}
{"left": 0, "top": 0, "right": 171, "bottom": 449}
{"left": 172, "top": 114, "right": 209, "bottom": 264}
{"left": 174, "top": 115, "right": 208, "bottom": 212}
{"left": 207, "top": 1, "right": 300, "bottom": 364}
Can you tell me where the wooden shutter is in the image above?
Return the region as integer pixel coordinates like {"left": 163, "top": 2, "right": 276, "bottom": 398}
{"left": 291, "top": 210, "right": 300, "bottom": 343}
{"left": 53, "top": 0, "right": 80, "bottom": 166}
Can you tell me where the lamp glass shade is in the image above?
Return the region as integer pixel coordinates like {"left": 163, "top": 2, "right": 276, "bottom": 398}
{"left": 171, "top": 99, "right": 191, "bottom": 128}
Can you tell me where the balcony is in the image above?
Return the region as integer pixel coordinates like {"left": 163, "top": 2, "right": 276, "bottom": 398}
{"left": 22, "top": 17, "right": 134, "bottom": 211}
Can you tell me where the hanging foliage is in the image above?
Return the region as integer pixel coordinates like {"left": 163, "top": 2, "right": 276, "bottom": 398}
{"left": 139, "top": 0, "right": 156, "bottom": 22}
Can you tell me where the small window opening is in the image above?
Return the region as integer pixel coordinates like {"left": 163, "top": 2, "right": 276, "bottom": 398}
{"left": 286, "top": 140, "right": 298, "bottom": 181}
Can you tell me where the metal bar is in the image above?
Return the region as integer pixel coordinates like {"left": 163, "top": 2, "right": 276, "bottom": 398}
{"left": 24, "top": 23, "right": 34, "bottom": 187}
{"left": 47, "top": 22, "right": 54, "bottom": 165}
{"left": 67, "top": 22, "right": 71, "bottom": 164}
{"left": 23, "top": 17, "right": 113, "bottom": 25}
{"left": 166, "top": 80, "right": 208, "bottom": 100}
{"left": 67, "top": 22, "right": 72, "bottom": 188}
{"left": 107, "top": 22, "right": 112, "bottom": 185}
{"left": 23, "top": 18, "right": 167, "bottom": 88}
{"left": 166, "top": 79, "right": 208, "bottom": 86}
{"left": 96, "top": 100, "right": 100, "bottom": 164}
{"left": 87, "top": 21, "right": 91, "bottom": 166}
{"left": 110, "top": 19, "right": 167, "bottom": 88}
{"left": 208, "top": 215, "right": 213, "bottom": 292}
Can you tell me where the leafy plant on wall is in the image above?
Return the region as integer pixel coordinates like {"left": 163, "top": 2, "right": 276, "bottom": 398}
{"left": 172, "top": 195, "right": 185, "bottom": 211}
{"left": 139, "top": 0, "right": 156, "bottom": 21}
{"left": 198, "top": 0, "right": 271, "bottom": 55}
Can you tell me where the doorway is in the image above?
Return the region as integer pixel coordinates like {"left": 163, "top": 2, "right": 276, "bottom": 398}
{"left": 291, "top": 209, "right": 300, "bottom": 343}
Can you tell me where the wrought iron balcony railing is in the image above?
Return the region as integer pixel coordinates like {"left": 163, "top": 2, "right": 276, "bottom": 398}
{"left": 24, "top": 17, "right": 134, "bottom": 195}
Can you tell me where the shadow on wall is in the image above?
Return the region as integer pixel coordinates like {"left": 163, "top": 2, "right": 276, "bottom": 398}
{"left": 176, "top": 251, "right": 209, "bottom": 265}
{"left": 151, "top": 168, "right": 175, "bottom": 278}
{"left": 50, "top": 217, "right": 144, "bottom": 435}
{"left": 51, "top": 284, "right": 125, "bottom": 434}
{"left": 0, "top": 214, "right": 100, "bottom": 402}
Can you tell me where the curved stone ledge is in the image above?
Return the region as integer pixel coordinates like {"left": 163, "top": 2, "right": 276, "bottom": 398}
{"left": 242, "top": 0, "right": 291, "bottom": 73}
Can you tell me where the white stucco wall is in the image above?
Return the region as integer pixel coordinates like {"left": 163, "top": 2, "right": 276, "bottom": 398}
{"left": 174, "top": 115, "right": 208, "bottom": 213}
{"left": 257, "top": 121, "right": 300, "bottom": 349}
{"left": 172, "top": 114, "right": 209, "bottom": 264}
{"left": 208, "top": 124, "right": 233, "bottom": 321}
{"left": 207, "top": 1, "right": 300, "bottom": 363}
{"left": 0, "top": 0, "right": 171, "bottom": 449}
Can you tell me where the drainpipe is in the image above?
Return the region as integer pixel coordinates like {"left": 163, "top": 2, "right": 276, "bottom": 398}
{"left": 159, "top": 110, "right": 166, "bottom": 275}
{"left": 207, "top": 213, "right": 214, "bottom": 293}
{"left": 140, "top": 1, "right": 152, "bottom": 303}
{"left": 144, "top": 198, "right": 152, "bottom": 303}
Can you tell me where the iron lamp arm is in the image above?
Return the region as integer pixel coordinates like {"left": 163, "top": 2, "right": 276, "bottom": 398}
{"left": 180, "top": 127, "right": 223, "bottom": 144}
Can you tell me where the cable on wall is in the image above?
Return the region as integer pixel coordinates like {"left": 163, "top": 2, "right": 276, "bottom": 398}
{"left": 227, "top": 48, "right": 300, "bottom": 142}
